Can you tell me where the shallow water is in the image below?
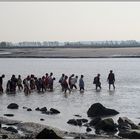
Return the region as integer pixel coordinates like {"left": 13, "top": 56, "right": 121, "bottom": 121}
{"left": 0, "top": 58, "right": 140, "bottom": 133}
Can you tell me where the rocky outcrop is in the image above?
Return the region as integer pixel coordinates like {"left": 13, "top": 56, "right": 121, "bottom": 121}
{"left": 87, "top": 103, "right": 119, "bottom": 117}
{"left": 35, "top": 107, "right": 40, "bottom": 111}
{"left": 67, "top": 119, "right": 88, "bottom": 126}
{"left": 89, "top": 117, "right": 101, "bottom": 126}
{"left": 40, "top": 107, "right": 47, "bottom": 112}
{"left": 5, "top": 127, "right": 18, "bottom": 133}
{"left": 95, "top": 118, "right": 117, "bottom": 132}
{"left": 50, "top": 108, "right": 60, "bottom": 114}
{"left": 7, "top": 103, "right": 19, "bottom": 109}
{"left": 67, "top": 119, "right": 78, "bottom": 126}
{"left": 35, "top": 128, "right": 62, "bottom": 139}
{"left": 118, "top": 117, "right": 139, "bottom": 130}
{"left": 118, "top": 130, "right": 140, "bottom": 139}
{"left": 2, "top": 135, "right": 8, "bottom": 139}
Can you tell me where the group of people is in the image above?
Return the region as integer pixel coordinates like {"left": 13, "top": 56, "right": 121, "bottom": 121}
{"left": 93, "top": 70, "right": 115, "bottom": 90}
{"left": 0, "top": 70, "right": 115, "bottom": 94}
{"left": 2, "top": 73, "right": 55, "bottom": 94}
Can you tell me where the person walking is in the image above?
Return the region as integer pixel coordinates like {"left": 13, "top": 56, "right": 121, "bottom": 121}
{"left": 0, "top": 74, "right": 5, "bottom": 93}
{"left": 107, "top": 70, "right": 115, "bottom": 90}
{"left": 93, "top": 74, "right": 101, "bottom": 90}
{"left": 79, "top": 75, "right": 84, "bottom": 92}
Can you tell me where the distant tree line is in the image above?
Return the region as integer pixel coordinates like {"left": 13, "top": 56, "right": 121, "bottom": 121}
{"left": 0, "top": 40, "right": 140, "bottom": 48}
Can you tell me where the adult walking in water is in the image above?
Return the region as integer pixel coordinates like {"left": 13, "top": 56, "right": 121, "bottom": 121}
{"left": 63, "top": 75, "right": 71, "bottom": 93}
{"left": 79, "top": 75, "right": 84, "bottom": 92}
{"left": 17, "top": 75, "right": 23, "bottom": 91}
{"left": 70, "top": 76, "right": 78, "bottom": 90}
{"left": 107, "top": 70, "right": 115, "bottom": 90}
{"left": 93, "top": 74, "right": 101, "bottom": 90}
{"left": 59, "top": 74, "right": 65, "bottom": 91}
{"left": 0, "top": 74, "right": 5, "bottom": 93}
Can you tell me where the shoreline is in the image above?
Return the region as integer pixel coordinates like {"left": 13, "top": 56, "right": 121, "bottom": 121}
{"left": 0, "top": 47, "right": 140, "bottom": 58}
{"left": 0, "top": 117, "right": 120, "bottom": 139}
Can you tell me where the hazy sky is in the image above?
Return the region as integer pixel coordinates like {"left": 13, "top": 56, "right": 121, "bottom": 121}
{"left": 0, "top": 2, "right": 140, "bottom": 42}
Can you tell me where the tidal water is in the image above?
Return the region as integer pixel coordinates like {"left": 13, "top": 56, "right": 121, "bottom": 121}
{"left": 0, "top": 58, "right": 140, "bottom": 133}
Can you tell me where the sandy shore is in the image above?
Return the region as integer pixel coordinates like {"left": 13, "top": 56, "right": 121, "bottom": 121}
{"left": 0, "top": 47, "right": 140, "bottom": 58}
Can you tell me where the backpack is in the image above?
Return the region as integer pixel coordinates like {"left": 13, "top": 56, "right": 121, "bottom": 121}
{"left": 93, "top": 77, "right": 97, "bottom": 84}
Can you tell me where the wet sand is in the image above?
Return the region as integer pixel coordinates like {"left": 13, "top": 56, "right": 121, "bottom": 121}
{"left": 0, "top": 47, "right": 140, "bottom": 58}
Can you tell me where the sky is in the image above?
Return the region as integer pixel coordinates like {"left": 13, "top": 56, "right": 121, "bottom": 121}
{"left": 0, "top": 2, "right": 140, "bottom": 42}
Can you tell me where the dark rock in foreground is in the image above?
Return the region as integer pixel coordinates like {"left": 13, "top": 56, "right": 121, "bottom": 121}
{"left": 67, "top": 119, "right": 77, "bottom": 126}
{"left": 87, "top": 103, "right": 119, "bottom": 117}
{"left": 67, "top": 118, "right": 88, "bottom": 126}
{"left": 2, "top": 135, "right": 8, "bottom": 139}
{"left": 35, "top": 107, "right": 40, "bottom": 111}
{"left": 86, "top": 127, "right": 92, "bottom": 132}
{"left": 89, "top": 117, "right": 101, "bottom": 126}
{"left": 74, "top": 136, "right": 86, "bottom": 139}
{"left": 118, "top": 130, "right": 140, "bottom": 139}
{"left": 81, "top": 119, "right": 88, "bottom": 123}
{"left": 40, "top": 118, "right": 45, "bottom": 121}
{"left": 4, "top": 114, "right": 14, "bottom": 117}
{"left": 7, "top": 103, "right": 19, "bottom": 109}
{"left": 5, "top": 127, "right": 18, "bottom": 133}
{"left": 35, "top": 128, "right": 62, "bottom": 139}
{"left": 74, "top": 115, "right": 82, "bottom": 118}
{"left": 50, "top": 108, "right": 60, "bottom": 114}
{"left": 118, "top": 117, "right": 139, "bottom": 130}
{"left": 27, "top": 108, "right": 32, "bottom": 111}
{"left": 95, "top": 118, "right": 117, "bottom": 132}
{"left": 40, "top": 107, "right": 47, "bottom": 112}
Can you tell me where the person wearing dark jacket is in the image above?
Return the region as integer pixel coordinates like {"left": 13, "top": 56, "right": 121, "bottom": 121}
{"left": 107, "top": 70, "right": 115, "bottom": 90}
{"left": 93, "top": 74, "right": 101, "bottom": 90}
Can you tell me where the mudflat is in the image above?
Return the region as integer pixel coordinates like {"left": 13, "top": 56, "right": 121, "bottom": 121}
{"left": 0, "top": 47, "right": 140, "bottom": 58}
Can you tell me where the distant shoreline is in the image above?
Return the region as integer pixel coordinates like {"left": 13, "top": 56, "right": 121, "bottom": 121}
{"left": 0, "top": 47, "right": 140, "bottom": 58}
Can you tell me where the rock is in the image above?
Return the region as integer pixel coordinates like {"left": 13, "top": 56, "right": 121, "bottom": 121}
{"left": 40, "top": 107, "right": 47, "bottom": 112}
{"left": 118, "top": 117, "right": 139, "bottom": 130}
{"left": 35, "top": 128, "right": 62, "bottom": 139}
{"left": 42, "top": 111, "right": 53, "bottom": 115}
{"left": 86, "top": 127, "right": 92, "bottom": 132}
{"left": 74, "top": 115, "right": 82, "bottom": 118}
{"left": 50, "top": 108, "right": 60, "bottom": 114}
{"left": 40, "top": 118, "right": 45, "bottom": 121}
{"left": 27, "top": 108, "right": 32, "bottom": 111}
{"left": 76, "top": 119, "right": 82, "bottom": 126}
{"left": 118, "top": 130, "right": 140, "bottom": 139}
{"left": 0, "top": 123, "right": 1, "bottom": 128}
{"left": 2, "top": 135, "right": 8, "bottom": 139}
{"left": 4, "top": 114, "right": 14, "bottom": 117}
{"left": 23, "top": 106, "right": 28, "bottom": 109}
{"left": 89, "top": 117, "right": 101, "bottom": 126}
{"left": 35, "top": 107, "right": 40, "bottom": 111}
{"left": 67, "top": 119, "right": 88, "bottom": 126}
{"left": 83, "top": 123, "right": 89, "bottom": 127}
{"left": 6, "top": 127, "right": 18, "bottom": 133}
{"left": 95, "top": 118, "right": 117, "bottom": 132}
{"left": 87, "top": 103, "right": 119, "bottom": 117}
{"left": 67, "top": 119, "right": 77, "bottom": 126}
{"left": 81, "top": 119, "right": 88, "bottom": 123}
{"left": 74, "top": 136, "right": 85, "bottom": 139}
{"left": 7, "top": 103, "right": 19, "bottom": 109}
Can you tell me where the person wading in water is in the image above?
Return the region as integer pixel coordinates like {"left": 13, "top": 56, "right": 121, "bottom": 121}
{"left": 107, "top": 70, "right": 115, "bottom": 90}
